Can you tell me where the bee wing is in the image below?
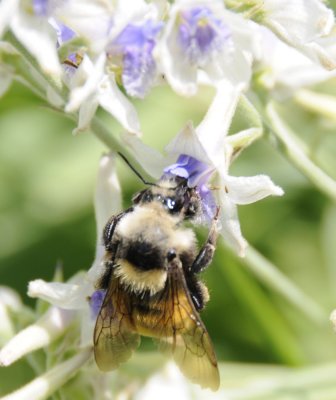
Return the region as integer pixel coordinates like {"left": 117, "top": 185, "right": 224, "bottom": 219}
{"left": 154, "top": 261, "right": 220, "bottom": 391}
{"left": 94, "top": 278, "right": 140, "bottom": 371}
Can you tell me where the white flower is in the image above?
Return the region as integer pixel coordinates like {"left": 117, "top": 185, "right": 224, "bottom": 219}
{"left": 65, "top": 54, "right": 141, "bottom": 135}
{"left": 0, "top": 349, "right": 92, "bottom": 400}
{"left": 158, "top": 0, "right": 260, "bottom": 96}
{"left": 0, "top": 286, "right": 22, "bottom": 345}
{"left": 1, "top": 0, "right": 62, "bottom": 79}
{"left": 0, "top": 0, "right": 19, "bottom": 38}
{"left": 255, "top": 27, "right": 336, "bottom": 99}
{"left": 135, "top": 362, "right": 228, "bottom": 400}
{"left": 165, "top": 81, "right": 283, "bottom": 256}
{"left": 0, "top": 305, "right": 75, "bottom": 367}
{"left": 50, "top": 0, "right": 115, "bottom": 55}
{"left": 256, "top": 0, "right": 336, "bottom": 70}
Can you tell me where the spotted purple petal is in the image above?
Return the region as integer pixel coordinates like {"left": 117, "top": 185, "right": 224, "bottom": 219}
{"left": 108, "top": 20, "right": 163, "bottom": 98}
{"left": 89, "top": 289, "right": 106, "bottom": 319}
{"left": 178, "top": 6, "right": 232, "bottom": 66}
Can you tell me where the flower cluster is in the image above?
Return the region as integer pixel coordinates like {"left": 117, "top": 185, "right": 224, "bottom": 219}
{"left": 1, "top": 0, "right": 335, "bottom": 131}
{"left": 1, "top": 0, "right": 336, "bottom": 398}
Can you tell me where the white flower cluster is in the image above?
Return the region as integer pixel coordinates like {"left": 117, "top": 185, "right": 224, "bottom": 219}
{"left": 1, "top": 0, "right": 335, "bottom": 253}
{"left": 0, "top": 0, "right": 336, "bottom": 398}
{"left": 1, "top": 0, "right": 335, "bottom": 130}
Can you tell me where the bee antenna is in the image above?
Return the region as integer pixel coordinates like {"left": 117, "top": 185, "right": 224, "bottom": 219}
{"left": 118, "top": 152, "right": 156, "bottom": 186}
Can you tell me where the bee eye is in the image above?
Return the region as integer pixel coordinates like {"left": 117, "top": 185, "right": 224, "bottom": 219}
{"left": 166, "top": 197, "right": 176, "bottom": 210}
{"left": 143, "top": 192, "right": 153, "bottom": 202}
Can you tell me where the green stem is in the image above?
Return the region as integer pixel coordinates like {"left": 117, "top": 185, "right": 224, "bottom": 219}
{"left": 5, "top": 31, "right": 65, "bottom": 97}
{"left": 243, "top": 246, "right": 328, "bottom": 324}
{"left": 294, "top": 89, "right": 336, "bottom": 122}
{"left": 5, "top": 30, "right": 150, "bottom": 178}
{"left": 0, "top": 348, "right": 92, "bottom": 400}
{"left": 218, "top": 248, "right": 305, "bottom": 365}
{"left": 238, "top": 94, "right": 263, "bottom": 130}
{"left": 266, "top": 102, "right": 336, "bottom": 202}
{"left": 222, "top": 362, "right": 336, "bottom": 400}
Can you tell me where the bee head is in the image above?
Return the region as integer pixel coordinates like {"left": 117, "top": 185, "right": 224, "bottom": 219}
{"left": 132, "top": 177, "right": 201, "bottom": 220}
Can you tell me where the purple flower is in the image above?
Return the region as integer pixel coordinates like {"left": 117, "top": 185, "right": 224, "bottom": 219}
{"left": 54, "top": 22, "right": 76, "bottom": 45}
{"left": 33, "top": 0, "right": 48, "bottom": 16}
{"left": 178, "top": 7, "right": 232, "bottom": 65}
{"left": 164, "top": 154, "right": 217, "bottom": 221}
{"left": 108, "top": 20, "right": 163, "bottom": 98}
{"left": 89, "top": 289, "right": 106, "bottom": 319}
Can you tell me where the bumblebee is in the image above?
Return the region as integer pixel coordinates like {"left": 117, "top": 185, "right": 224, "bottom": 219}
{"left": 93, "top": 170, "right": 220, "bottom": 391}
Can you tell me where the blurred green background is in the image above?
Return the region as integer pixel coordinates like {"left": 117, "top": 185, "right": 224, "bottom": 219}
{"left": 1, "top": 74, "right": 336, "bottom": 396}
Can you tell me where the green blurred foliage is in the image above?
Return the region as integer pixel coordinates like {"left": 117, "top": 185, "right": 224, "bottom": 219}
{"left": 1, "top": 76, "right": 336, "bottom": 395}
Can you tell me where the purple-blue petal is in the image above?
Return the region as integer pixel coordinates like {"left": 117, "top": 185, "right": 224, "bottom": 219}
{"left": 109, "top": 20, "right": 163, "bottom": 98}
{"left": 33, "top": 0, "right": 48, "bottom": 16}
{"left": 164, "top": 154, "right": 216, "bottom": 222}
{"left": 197, "top": 184, "right": 217, "bottom": 220}
{"left": 178, "top": 6, "right": 232, "bottom": 65}
{"left": 57, "top": 23, "right": 76, "bottom": 44}
{"left": 89, "top": 289, "right": 106, "bottom": 319}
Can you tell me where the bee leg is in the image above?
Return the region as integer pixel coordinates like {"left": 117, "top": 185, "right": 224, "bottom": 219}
{"left": 99, "top": 208, "right": 133, "bottom": 290}
{"left": 189, "top": 208, "right": 220, "bottom": 274}
{"left": 103, "top": 207, "right": 133, "bottom": 250}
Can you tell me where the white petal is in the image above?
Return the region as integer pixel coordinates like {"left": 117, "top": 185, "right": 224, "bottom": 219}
{"left": 122, "top": 132, "right": 168, "bottom": 180}
{"left": 66, "top": 54, "right": 105, "bottom": 112}
{"left": 303, "top": 33, "right": 336, "bottom": 71}
{"left": 0, "top": 286, "right": 21, "bottom": 311}
{"left": 89, "top": 152, "right": 123, "bottom": 281}
{"left": 0, "top": 0, "right": 19, "bottom": 38}
{"left": 97, "top": 74, "right": 141, "bottom": 136}
{"left": 217, "top": 189, "right": 248, "bottom": 257}
{"left": 46, "top": 85, "right": 64, "bottom": 107}
{"left": 28, "top": 273, "right": 90, "bottom": 310}
{"left": 257, "top": 27, "right": 336, "bottom": 96}
{"left": 262, "top": 0, "right": 334, "bottom": 44}
{"left": 165, "top": 121, "right": 212, "bottom": 165}
{"left": 74, "top": 97, "right": 99, "bottom": 134}
{"left": 225, "top": 175, "right": 284, "bottom": 205}
{"left": 0, "top": 304, "right": 15, "bottom": 344}
{"left": 0, "top": 307, "right": 74, "bottom": 366}
{"left": 157, "top": 2, "right": 198, "bottom": 96}
{"left": 94, "top": 152, "right": 122, "bottom": 239}
{"left": 196, "top": 81, "right": 242, "bottom": 168}
{"left": 226, "top": 128, "right": 262, "bottom": 152}
{"left": 0, "top": 287, "right": 22, "bottom": 344}
{"left": 135, "top": 362, "right": 191, "bottom": 400}
{"left": 1, "top": 348, "right": 92, "bottom": 400}
{"left": 204, "top": 9, "right": 260, "bottom": 87}
{"left": 54, "top": 1, "right": 114, "bottom": 54}
{"left": 80, "top": 305, "right": 95, "bottom": 347}
{"left": 10, "top": 11, "right": 62, "bottom": 78}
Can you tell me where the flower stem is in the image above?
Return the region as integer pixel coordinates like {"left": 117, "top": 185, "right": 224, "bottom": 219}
{"left": 243, "top": 245, "right": 328, "bottom": 324}
{"left": 294, "top": 89, "right": 336, "bottom": 122}
{"left": 265, "top": 102, "right": 336, "bottom": 202}
{"left": 0, "top": 348, "right": 92, "bottom": 400}
{"left": 89, "top": 116, "right": 154, "bottom": 181}
{"left": 4, "top": 31, "right": 66, "bottom": 99}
